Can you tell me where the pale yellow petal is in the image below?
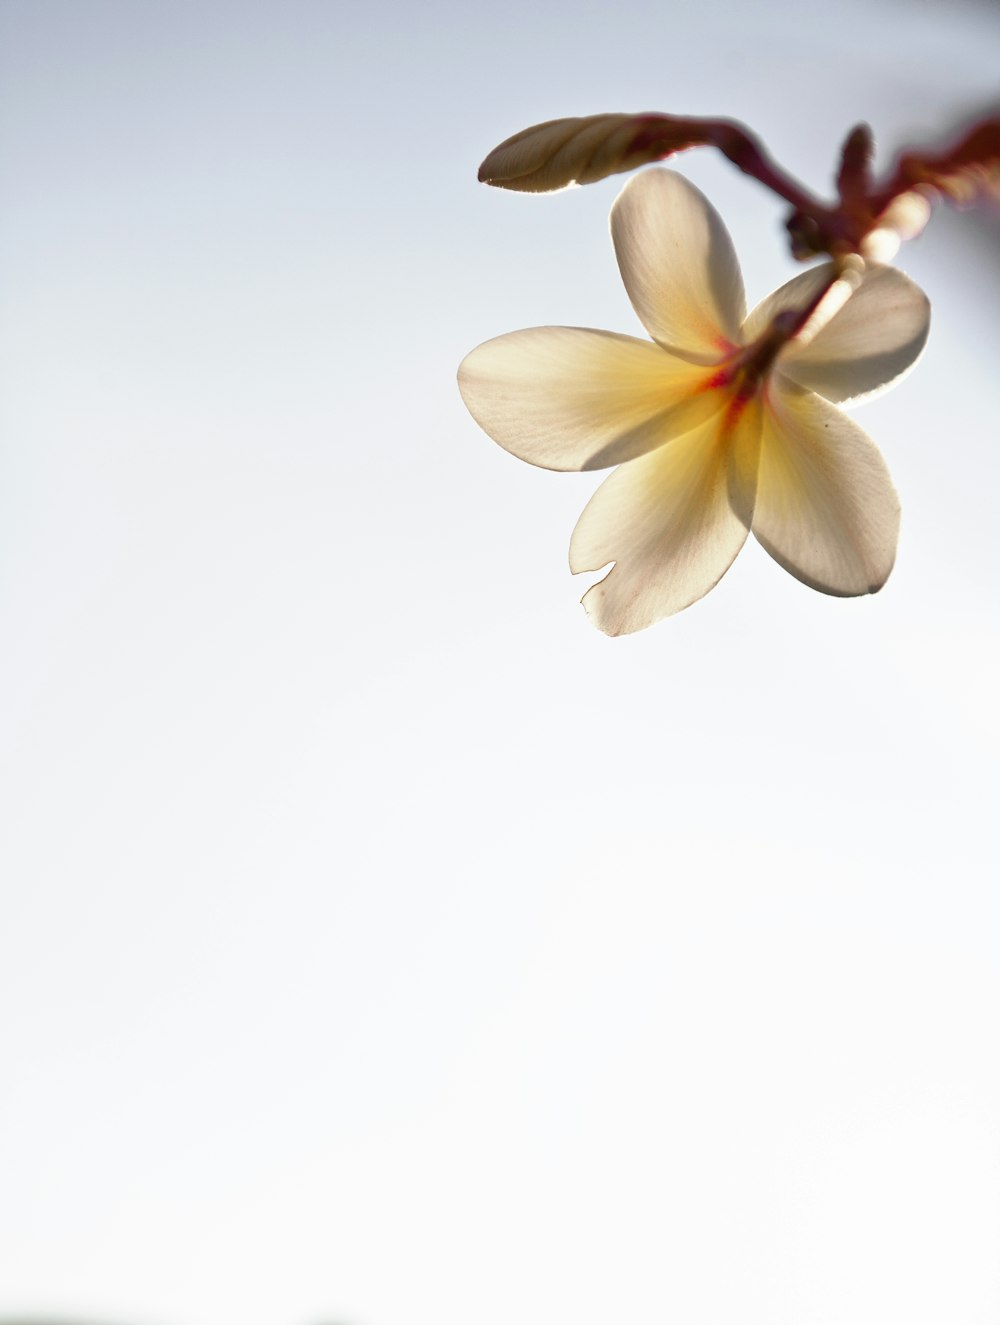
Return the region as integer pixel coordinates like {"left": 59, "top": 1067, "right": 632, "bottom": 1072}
{"left": 569, "top": 402, "right": 761, "bottom": 634}
{"left": 458, "top": 327, "right": 718, "bottom": 471}
{"left": 610, "top": 169, "right": 746, "bottom": 358}
{"left": 740, "top": 263, "right": 845, "bottom": 345}
{"left": 860, "top": 191, "right": 932, "bottom": 263}
{"left": 753, "top": 385, "right": 899, "bottom": 596}
{"left": 477, "top": 114, "right": 636, "bottom": 193}
{"left": 779, "top": 265, "right": 930, "bottom": 404}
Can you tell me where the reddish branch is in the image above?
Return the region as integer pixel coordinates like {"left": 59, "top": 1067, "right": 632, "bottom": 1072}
{"left": 478, "top": 111, "right": 1000, "bottom": 261}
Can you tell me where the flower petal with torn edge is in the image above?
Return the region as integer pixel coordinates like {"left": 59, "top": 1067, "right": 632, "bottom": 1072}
{"left": 753, "top": 384, "right": 900, "bottom": 596}
{"left": 569, "top": 402, "right": 762, "bottom": 634}
{"left": 778, "top": 265, "right": 930, "bottom": 404}
{"left": 458, "top": 326, "right": 719, "bottom": 472}
{"left": 611, "top": 169, "right": 746, "bottom": 359}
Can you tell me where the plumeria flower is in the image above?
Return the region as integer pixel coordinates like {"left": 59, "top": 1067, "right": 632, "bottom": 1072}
{"left": 458, "top": 168, "right": 930, "bottom": 635}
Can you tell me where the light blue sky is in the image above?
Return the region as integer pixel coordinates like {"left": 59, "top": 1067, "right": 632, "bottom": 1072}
{"left": 1, "top": 2, "right": 999, "bottom": 1324}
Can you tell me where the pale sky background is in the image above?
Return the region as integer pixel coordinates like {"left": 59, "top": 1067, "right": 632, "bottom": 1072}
{"left": 1, "top": 2, "right": 999, "bottom": 1324}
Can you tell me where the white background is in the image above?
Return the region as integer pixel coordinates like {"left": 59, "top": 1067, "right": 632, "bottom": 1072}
{"left": 1, "top": 2, "right": 998, "bottom": 1323}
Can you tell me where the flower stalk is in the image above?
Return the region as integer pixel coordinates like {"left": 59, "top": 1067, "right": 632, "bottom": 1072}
{"left": 478, "top": 109, "right": 1000, "bottom": 262}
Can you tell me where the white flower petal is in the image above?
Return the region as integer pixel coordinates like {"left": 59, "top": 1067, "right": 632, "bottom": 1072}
{"left": 753, "top": 385, "right": 900, "bottom": 596}
{"left": 569, "top": 404, "right": 760, "bottom": 634}
{"left": 861, "top": 191, "right": 932, "bottom": 263}
{"left": 458, "top": 327, "right": 718, "bottom": 471}
{"left": 741, "top": 263, "right": 845, "bottom": 346}
{"left": 610, "top": 169, "right": 746, "bottom": 358}
{"left": 779, "top": 265, "right": 930, "bottom": 404}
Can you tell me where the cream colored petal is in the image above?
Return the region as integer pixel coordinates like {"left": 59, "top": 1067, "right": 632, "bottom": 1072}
{"left": 752, "top": 384, "right": 899, "bottom": 596}
{"left": 569, "top": 401, "right": 761, "bottom": 635}
{"left": 458, "top": 327, "right": 719, "bottom": 472}
{"left": 779, "top": 265, "right": 930, "bottom": 404}
{"left": 741, "top": 264, "right": 843, "bottom": 345}
{"left": 861, "top": 191, "right": 932, "bottom": 263}
{"left": 610, "top": 169, "right": 746, "bottom": 358}
{"left": 477, "top": 114, "right": 636, "bottom": 193}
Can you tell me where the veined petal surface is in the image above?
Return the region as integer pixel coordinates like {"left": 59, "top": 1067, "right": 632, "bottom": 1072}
{"left": 741, "top": 264, "right": 845, "bottom": 345}
{"left": 457, "top": 327, "right": 718, "bottom": 471}
{"left": 779, "top": 265, "right": 930, "bottom": 404}
{"left": 753, "top": 385, "right": 899, "bottom": 596}
{"left": 611, "top": 169, "right": 746, "bottom": 359}
{"left": 569, "top": 403, "right": 761, "bottom": 634}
